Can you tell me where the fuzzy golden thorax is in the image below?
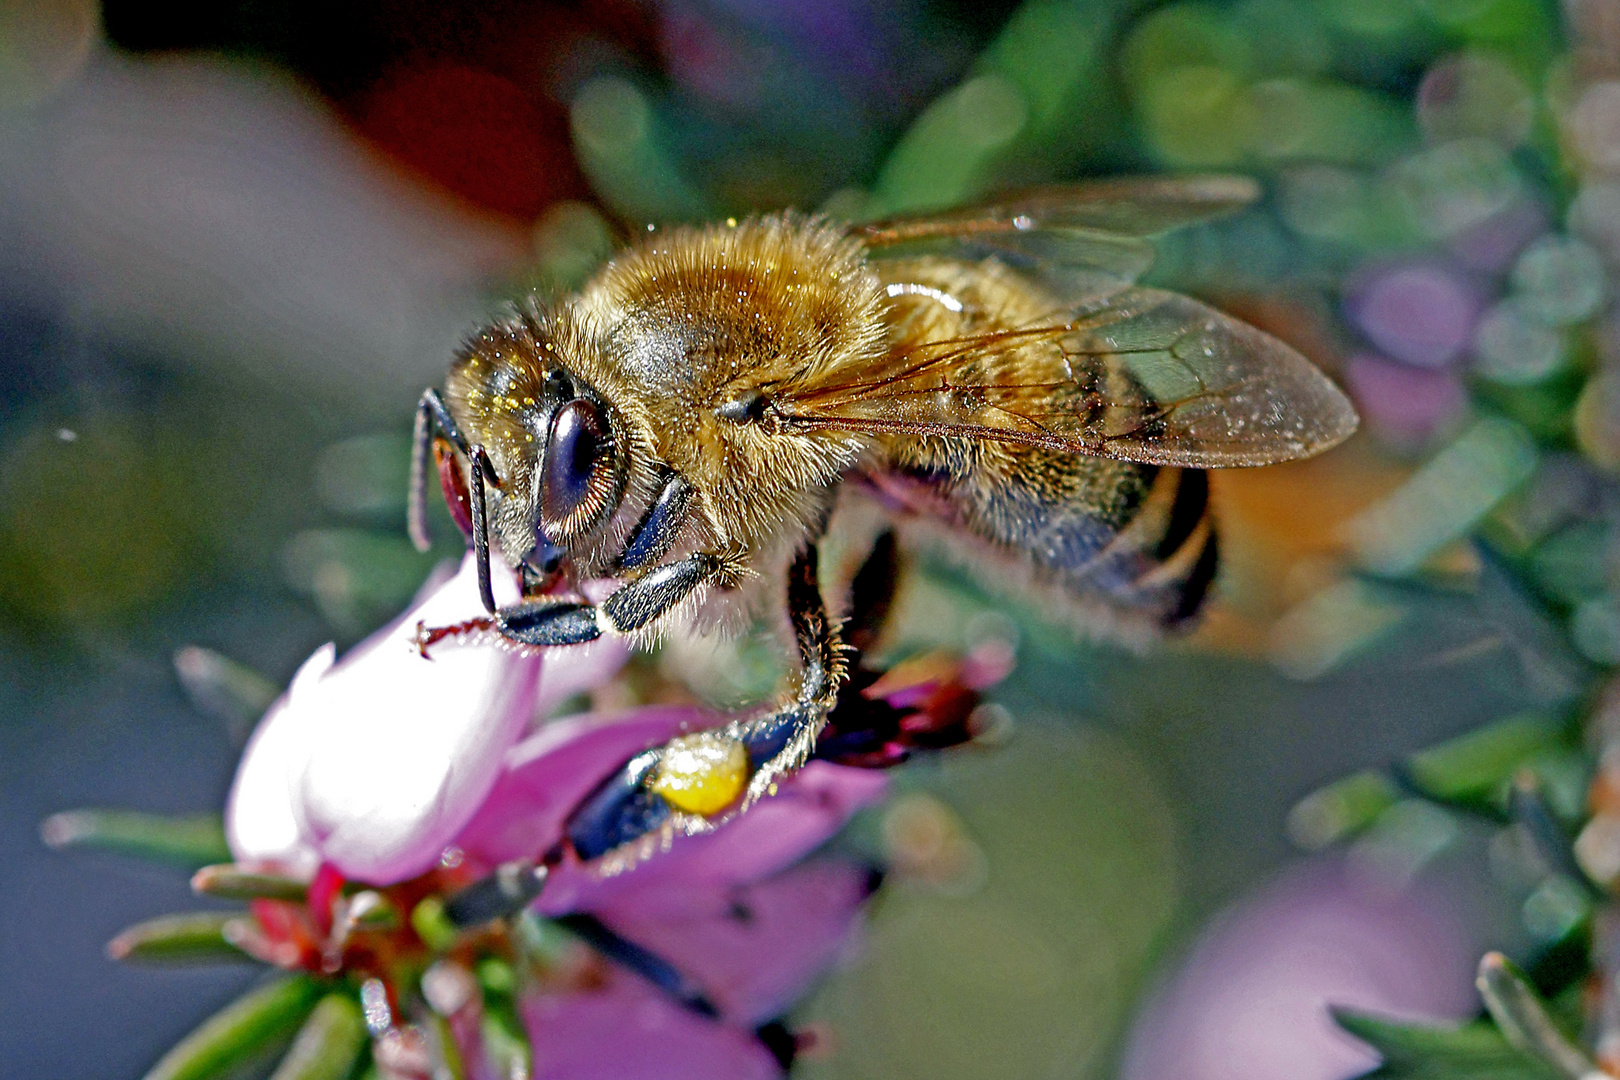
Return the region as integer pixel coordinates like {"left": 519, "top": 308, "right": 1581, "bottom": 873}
{"left": 568, "top": 213, "right": 888, "bottom": 553}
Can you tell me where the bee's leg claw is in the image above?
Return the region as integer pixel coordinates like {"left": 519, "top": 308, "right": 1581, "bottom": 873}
{"left": 413, "top": 616, "right": 497, "bottom": 656}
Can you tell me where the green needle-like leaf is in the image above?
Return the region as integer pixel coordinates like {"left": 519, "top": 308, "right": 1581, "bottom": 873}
{"left": 143, "top": 975, "right": 325, "bottom": 1080}
{"left": 173, "top": 645, "right": 279, "bottom": 743}
{"left": 192, "top": 863, "right": 310, "bottom": 902}
{"left": 482, "top": 998, "right": 533, "bottom": 1080}
{"left": 1404, "top": 711, "right": 1568, "bottom": 809}
{"left": 268, "top": 993, "right": 368, "bottom": 1080}
{"left": 1333, "top": 1008, "right": 1565, "bottom": 1079}
{"left": 1476, "top": 953, "right": 1597, "bottom": 1079}
{"left": 1288, "top": 770, "right": 1401, "bottom": 849}
{"left": 106, "top": 912, "right": 253, "bottom": 965}
{"left": 42, "top": 809, "right": 231, "bottom": 869}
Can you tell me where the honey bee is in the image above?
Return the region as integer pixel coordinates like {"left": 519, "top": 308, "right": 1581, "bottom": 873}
{"left": 408, "top": 175, "right": 1357, "bottom": 864}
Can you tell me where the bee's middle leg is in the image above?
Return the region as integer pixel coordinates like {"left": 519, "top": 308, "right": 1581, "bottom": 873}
{"left": 725, "top": 542, "right": 844, "bottom": 802}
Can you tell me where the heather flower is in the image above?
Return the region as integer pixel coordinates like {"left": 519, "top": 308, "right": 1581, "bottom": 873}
{"left": 70, "top": 546, "right": 1007, "bottom": 1079}
{"left": 1119, "top": 859, "right": 1476, "bottom": 1080}
{"left": 226, "top": 551, "right": 626, "bottom": 883}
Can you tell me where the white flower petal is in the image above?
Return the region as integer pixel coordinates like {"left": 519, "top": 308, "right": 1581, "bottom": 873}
{"left": 224, "top": 643, "right": 334, "bottom": 876}
{"left": 226, "top": 552, "right": 555, "bottom": 885}
{"left": 292, "top": 552, "right": 544, "bottom": 883}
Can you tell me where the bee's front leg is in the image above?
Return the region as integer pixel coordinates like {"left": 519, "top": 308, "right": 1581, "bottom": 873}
{"left": 415, "top": 551, "right": 733, "bottom": 654}
{"left": 564, "top": 544, "right": 844, "bottom": 859}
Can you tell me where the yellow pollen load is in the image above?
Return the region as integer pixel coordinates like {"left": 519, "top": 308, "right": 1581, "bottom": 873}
{"left": 650, "top": 732, "right": 749, "bottom": 816}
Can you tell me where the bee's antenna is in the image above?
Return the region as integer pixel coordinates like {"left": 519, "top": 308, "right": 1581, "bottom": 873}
{"left": 468, "top": 446, "right": 499, "bottom": 615}
{"left": 409, "top": 388, "right": 473, "bottom": 555}
{"left": 408, "top": 393, "right": 435, "bottom": 553}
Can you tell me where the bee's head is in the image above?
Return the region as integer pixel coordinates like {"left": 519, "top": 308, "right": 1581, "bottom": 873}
{"left": 445, "top": 304, "right": 629, "bottom": 576}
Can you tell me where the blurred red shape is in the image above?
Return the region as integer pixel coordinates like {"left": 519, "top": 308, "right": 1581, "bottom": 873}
{"left": 355, "top": 60, "right": 585, "bottom": 220}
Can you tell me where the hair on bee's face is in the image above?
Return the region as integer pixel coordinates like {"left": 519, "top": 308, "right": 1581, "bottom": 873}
{"left": 442, "top": 303, "right": 631, "bottom": 571}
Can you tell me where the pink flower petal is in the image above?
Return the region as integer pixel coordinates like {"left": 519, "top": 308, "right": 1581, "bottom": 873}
{"left": 1347, "top": 262, "right": 1480, "bottom": 369}
{"left": 293, "top": 552, "right": 544, "bottom": 883}
{"left": 454, "top": 705, "right": 708, "bottom": 867}
{"left": 228, "top": 552, "right": 554, "bottom": 885}
{"left": 1343, "top": 353, "right": 1466, "bottom": 444}
{"left": 531, "top": 637, "right": 633, "bottom": 721}
{"left": 540, "top": 762, "right": 888, "bottom": 913}
{"left": 593, "top": 857, "right": 874, "bottom": 1026}
{"left": 521, "top": 965, "right": 782, "bottom": 1080}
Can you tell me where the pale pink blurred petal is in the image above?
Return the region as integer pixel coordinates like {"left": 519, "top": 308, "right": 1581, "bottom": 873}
{"left": 1448, "top": 198, "right": 1549, "bottom": 273}
{"left": 531, "top": 636, "right": 633, "bottom": 721}
{"left": 521, "top": 966, "right": 782, "bottom": 1080}
{"left": 454, "top": 705, "right": 707, "bottom": 867}
{"left": 593, "top": 858, "right": 875, "bottom": 1025}
{"left": 5, "top": 54, "right": 518, "bottom": 419}
{"left": 540, "top": 762, "right": 889, "bottom": 913}
{"left": 1347, "top": 263, "right": 1481, "bottom": 369}
{"left": 1120, "top": 860, "right": 1477, "bottom": 1080}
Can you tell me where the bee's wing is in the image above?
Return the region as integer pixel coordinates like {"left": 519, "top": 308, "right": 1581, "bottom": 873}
{"left": 856, "top": 175, "right": 1262, "bottom": 302}
{"left": 859, "top": 174, "right": 1261, "bottom": 241}
{"left": 773, "top": 286, "right": 1359, "bottom": 468}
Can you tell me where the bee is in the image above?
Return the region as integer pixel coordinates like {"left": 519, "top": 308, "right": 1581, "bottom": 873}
{"left": 408, "top": 175, "right": 1357, "bottom": 864}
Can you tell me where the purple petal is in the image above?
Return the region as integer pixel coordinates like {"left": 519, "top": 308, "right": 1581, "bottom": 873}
{"left": 1342, "top": 353, "right": 1466, "bottom": 444}
{"left": 593, "top": 857, "right": 874, "bottom": 1026}
{"left": 454, "top": 705, "right": 708, "bottom": 867}
{"left": 1119, "top": 858, "right": 1476, "bottom": 1080}
{"left": 1346, "top": 262, "right": 1480, "bottom": 369}
{"left": 540, "top": 762, "right": 888, "bottom": 914}
{"left": 1447, "top": 198, "right": 1548, "bottom": 273}
{"left": 521, "top": 966, "right": 781, "bottom": 1080}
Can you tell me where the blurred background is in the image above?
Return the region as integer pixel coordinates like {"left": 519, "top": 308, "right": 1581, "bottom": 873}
{"left": 2, "top": 0, "right": 1618, "bottom": 1077}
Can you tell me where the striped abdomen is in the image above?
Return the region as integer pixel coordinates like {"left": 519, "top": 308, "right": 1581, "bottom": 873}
{"left": 866, "top": 437, "right": 1218, "bottom": 634}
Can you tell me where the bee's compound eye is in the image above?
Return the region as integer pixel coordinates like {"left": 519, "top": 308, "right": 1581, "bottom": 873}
{"left": 433, "top": 439, "right": 474, "bottom": 540}
{"left": 541, "top": 398, "right": 613, "bottom": 532}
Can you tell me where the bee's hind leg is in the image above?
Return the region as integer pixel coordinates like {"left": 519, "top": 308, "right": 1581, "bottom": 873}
{"left": 563, "top": 543, "right": 846, "bottom": 860}
{"left": 725, "top": 543, "right": 845, "bottom": 803}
